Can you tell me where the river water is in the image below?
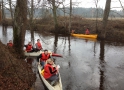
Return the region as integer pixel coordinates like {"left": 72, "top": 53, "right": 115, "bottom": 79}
{"left": 1, "top": 27, "right": 124, "bottom": 90}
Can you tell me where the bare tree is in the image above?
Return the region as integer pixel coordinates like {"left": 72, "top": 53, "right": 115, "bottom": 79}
{"left": 118, "top": 0, "right": 124, "bottom": 14}
{"left": 13, "top": 0, "right": 27, "bottom": 56}
{"left": 28, "top": 0, "right": 34, "bottom": 27}
{"left": 94, "top": 0, "right": 99, "bottom": 33}
{"left": 46, "top": 0, "right": 63, "bottom": 32}
{"left": 0, "top": 1, "right": 2, "bottom": 22}
{"left": 100, "top": 0, "right": 111, "bottom": 39}
{"left": 68, "top": 0, "right": 72, "bottom": 33}
{"left": 51, "top": 0, "right": 58, "bottom": 31}
{"left": 1, "top": 0, "right": 5, "bottom": 20}
{"left": 0, "top": 0, "right": 6, "bottom": 22}
{"left": 8, "top": 0, "right": 14, "bottom": 20}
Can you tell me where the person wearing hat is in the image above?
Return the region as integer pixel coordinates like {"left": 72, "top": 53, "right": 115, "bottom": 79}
{"left": 43, "top": 59, "right": 59, "bottom": 86}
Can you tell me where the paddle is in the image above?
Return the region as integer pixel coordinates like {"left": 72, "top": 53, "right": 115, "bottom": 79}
{"left": 52, "top": 53, "right": 62, "bottom": 57}
{"left": 41, "top": 49, "right": 63, "bottom": 57}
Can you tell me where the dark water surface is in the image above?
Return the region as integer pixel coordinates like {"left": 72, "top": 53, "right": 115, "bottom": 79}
{"left": 1, "top": 27, "right": 124, "bottom": 90}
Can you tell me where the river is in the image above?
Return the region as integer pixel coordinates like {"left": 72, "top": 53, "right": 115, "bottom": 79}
{"left": 1, "top": 26, "right": 124, "bottom": 90}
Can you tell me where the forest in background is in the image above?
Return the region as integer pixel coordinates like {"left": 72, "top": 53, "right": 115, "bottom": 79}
{"left": 4, "top": 7, "right": 124, "bottom": 19}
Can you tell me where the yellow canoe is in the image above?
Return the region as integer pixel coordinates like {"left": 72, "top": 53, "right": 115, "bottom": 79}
{"left": 71, "top": 33, "right": 97, "bottom": 39}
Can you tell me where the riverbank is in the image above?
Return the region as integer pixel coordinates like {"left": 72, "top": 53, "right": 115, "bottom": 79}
{"left": 0, "top": 41, "right": 36, "bottom": 90}
{"left": 1, "top": 17, "right": 124, "bottom": 42}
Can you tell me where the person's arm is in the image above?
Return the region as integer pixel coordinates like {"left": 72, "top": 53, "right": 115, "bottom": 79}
{"left": 31, "top": 46, "right": 34, "bottom": 50}
{"left": 35, "top": 43, "right": 39, "bottom": 49}
{"left": 24, "top": 45, "right": 27, "bottom": 47}
{"left": 48, "top": 66, "right": 57, "bottom": 74}
{"left": 7, "top": 43, "right": 9, "bottom": 46}
{"left": 37, "top": 54, "right": 42, "bottom": 62}
{"left": 49, "top": 55, "right": 51, "bottom": 58}
{"left": 40, "top": 44, "right": 42, "bottom": 49}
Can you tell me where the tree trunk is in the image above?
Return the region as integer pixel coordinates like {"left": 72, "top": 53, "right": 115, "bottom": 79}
{"left": 94, "top": 0, "right": 99, "bottom": 33}
{"left": 13, "top": 0, "right": 27, "bottom": 57}
{"left": 0, "top": 2, "right": 2, "bottom": 22}
{"left": 8, "top": 0, "right": 14, "bottom": 20}
{"left": 29, "top": 0, "right": 34, "bottom": 42}
{"left": 100, "top": 0, "right": 111, "bottom": 39}
{"left": 1, "top": 0, "right": 5, "bottom": 20}
{"left": 118, "top": 0, "right": 124, "bottom": 15}
{"left": 52, "top": 0, "right": 58, "bottom": 32}
{"left": 69, "top": 0, "right": 72, "bottom": 34}
{"left": 53, "top": 33, "right": 58, "bottom": 53}
{"left": 99, "top": 40, "right": 105, "bottom": 90}
{"left": 29, "top": 0, "right": 34, "bottom": 28}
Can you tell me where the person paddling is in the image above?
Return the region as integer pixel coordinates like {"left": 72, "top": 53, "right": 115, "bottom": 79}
{"left": 24, "top": 42, "right": 34, "bottom": 52}
{"left": 85, "top": 28, "right": 90, "bottom": 35}
{"left": 7, "top": 40, "right": 13, "bottom": 47}
{"left": 37, "top": 49, "right": 51, "bottom": 68}
{"left": 35, "top": 39, "right": 42, "bottom": 51}
{"left": 43, "top": 59, "right": 59, "bottom": 86}
{"left": 71, "top": 30, "right": 75, "bottom": 34}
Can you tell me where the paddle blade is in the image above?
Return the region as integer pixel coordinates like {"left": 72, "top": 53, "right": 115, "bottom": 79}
{"left": 52, "top": 53, "right": 62, "bottom": 57}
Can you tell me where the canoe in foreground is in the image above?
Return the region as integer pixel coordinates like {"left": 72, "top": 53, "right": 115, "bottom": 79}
{"left": 71, "top": 33, "right": 97, "bottom": 39}
{"left": 38, "top": 64, "right": 63, "bottom": 90}
{"left": 24, "top": 50, "right": 62, "bottom": 57}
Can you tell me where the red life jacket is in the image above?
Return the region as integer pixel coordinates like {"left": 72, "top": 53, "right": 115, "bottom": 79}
{"left": 40, "top": 53, "right": 50, "bottom": 61}
{"left": 36, "top": 42, "right": 42, "bottom": 50}
{"left": 44, "top": 64, "right": 57, "bottom": 79}
{"left": 7, "top": 43, "right": 13, "bottom": 47}
{"left": 26, "top": 44, "right": 33, "bottom": 52}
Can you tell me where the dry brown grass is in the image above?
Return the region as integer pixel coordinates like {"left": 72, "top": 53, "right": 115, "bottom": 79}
{"left": 1, "top": 17, "right": 124, "bottom": 42}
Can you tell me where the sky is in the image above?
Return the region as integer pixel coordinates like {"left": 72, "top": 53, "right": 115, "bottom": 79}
{"left": 4, "top": 0, "right": 124, "bottom": 11}
{"left": 68, "top": 0, "right": 124, "bottom": 10}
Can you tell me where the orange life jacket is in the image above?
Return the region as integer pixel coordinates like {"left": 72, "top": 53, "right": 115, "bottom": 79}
{"left": 7, "top": 43, "right": 13, "bottom": 47}
{"left": 36, "top": 42, "right": 42, "bottom": 50}
{"left": 40, "top": 53, "right": 50, "bottom": 61}
{"left": 26, "top": 44, "right": 33, "bottom": 52}
{"left": 44, "top": 64, "right": 57, "bottom": 79}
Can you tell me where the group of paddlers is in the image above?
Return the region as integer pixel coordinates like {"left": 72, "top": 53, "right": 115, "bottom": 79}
{"left": 71, "top": 28, "right": 90, "bottom": 35}
{"left": 7, "top": 39, "right": 59, "bottom": 86}
{"left": 24, "top": 39, "right": 42, "bottom": 52}
{"left": 37, "top": 49, "right": 60, "bottom": 86}
{"left": 7, "top": 39, "right": 42, "bottom": 52}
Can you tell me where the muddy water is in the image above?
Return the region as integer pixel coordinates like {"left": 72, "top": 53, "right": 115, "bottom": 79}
{"left": 1, "top": 27, "right": 124, "bottom": 90}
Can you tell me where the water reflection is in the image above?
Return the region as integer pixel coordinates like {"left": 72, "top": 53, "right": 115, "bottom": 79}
{"left": 2, "top": 26, "right": 7, "bottom": 36}
{"left": 2, "top": 26, "right": 7, "bottom": 44}
{"left": 93, "top": 42, "right": 96, "bottom": 56}
{"left": 99, "top": 40, "right": 105, "bottom": 90}
{"left": 31, "top": 30, "right": 35, "bottom": 45}
{"left": 68, "top": 36, "right": 71, "bottom": 54}
{"left": 53, "top": 34, "right": 58, "bottom": 53}
{"left": 26, "top": 57, "right": 34, "bottom": 65}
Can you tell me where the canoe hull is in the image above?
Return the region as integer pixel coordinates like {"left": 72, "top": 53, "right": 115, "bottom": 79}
{"left": 71, "top": 34, "right": 97, "bottom": 39}
{"left": 24, "top": 50, "right": 62, "bottom": 57}
{"left": 24, "top": 50, "right": 52, "bottom": 57}
{"left": 38, "top": 64, "right": 63, "bottom": 90}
